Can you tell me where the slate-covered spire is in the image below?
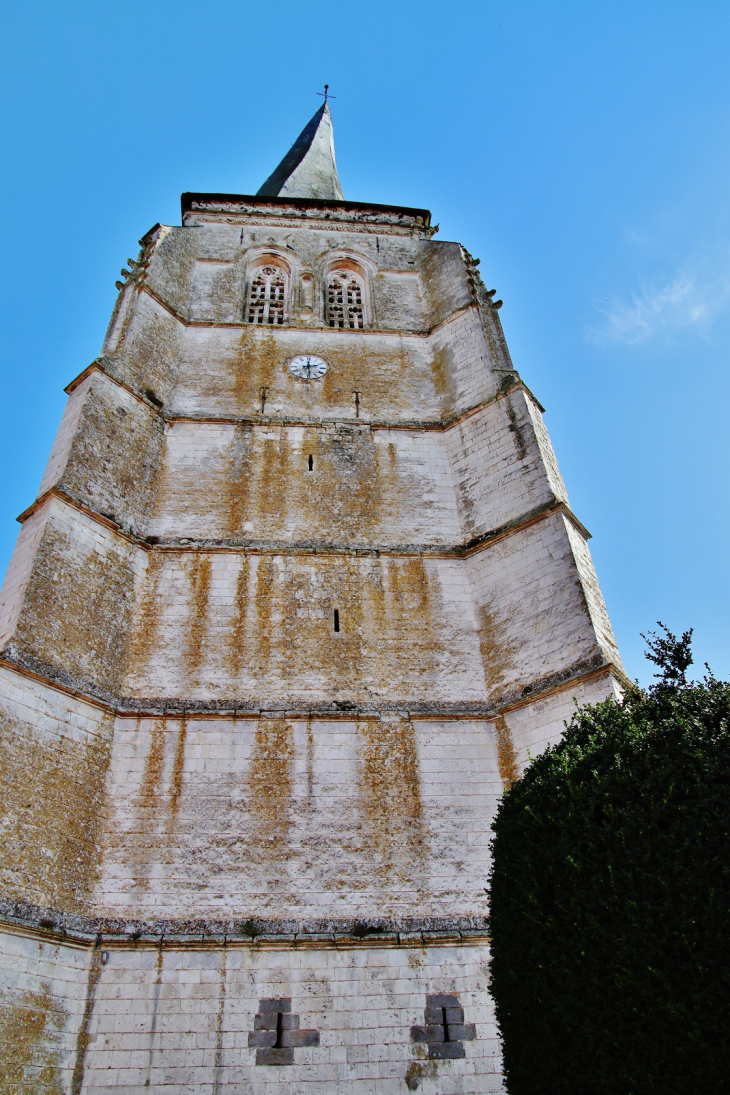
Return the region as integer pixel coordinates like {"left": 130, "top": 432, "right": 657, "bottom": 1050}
{"left": 257, "top": 102, "right": 344, "bottom": 201}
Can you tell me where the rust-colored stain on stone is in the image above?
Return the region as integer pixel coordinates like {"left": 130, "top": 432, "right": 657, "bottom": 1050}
{"left": 494, "top": 715, "right": 520, "bottom": 789}
{"left": 430, "top": 345, "right": 456, "bottom": 418}
{"left": 0, "top": 703, "right": 113, "bottom": 912}
{"left": 168, "top": 718, "right": 187, "bottom": 821}
{"left": 132, "top": 719, "right": 166, "bottom": 890}
{"left": 126, "top": 550, "right": 163, "bottom": 677}
{"left": 358, "top": 717, "right": 424, "bottom": 878}
{"left": 141, "top": 721, "right": 166, "bottom": 805}
{"left": 0, "top": 982, "right": 67, "bottom": 1095}
{"left": 477, "top": 603, "right": 520, "bottom": 703}
{"left": 15, "top": 522, "right": 135, "bottom": 695}
{"left": 225, "top": 423, "right": 253, "bottom": 537}
{"left": 186, "top": 554, "right": 212, "bottom": 675}
{"left": 228, "top": 555, "right": 250, "bottom": 676}
{"left": 246, "top": 718, "right": 295, "bottom": 861}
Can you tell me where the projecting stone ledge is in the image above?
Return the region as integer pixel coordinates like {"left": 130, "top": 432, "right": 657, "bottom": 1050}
{"left": 0, "top": 644, "right": 621, "bottom": 721}
{"left": 0, "top": 898, "right": 490, "bottom": 948}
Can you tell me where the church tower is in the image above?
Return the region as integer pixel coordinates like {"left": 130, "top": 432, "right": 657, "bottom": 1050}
{"left": 0, "top": 101, "right": 624, "bottom": 1092}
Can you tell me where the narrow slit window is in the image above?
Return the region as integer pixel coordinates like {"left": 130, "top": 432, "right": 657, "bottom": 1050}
{"left": 333, "top": 609, "right": 340, "bottom": 632}
{"left": 308, "top": 454, "right": 314, "bottom": 471}
{"left": 247, "top": 266, "right": 288, "bottom": 325}
{"left": 327, "top": 272, "right": 365, "bottom": 329}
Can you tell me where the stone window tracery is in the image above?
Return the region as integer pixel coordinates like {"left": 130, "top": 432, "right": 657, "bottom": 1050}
{"left": 327, "top": 271, "right": 366, "bottom": 329}
{"left": 247, "top": 264, "right": 288, "bottom": 325}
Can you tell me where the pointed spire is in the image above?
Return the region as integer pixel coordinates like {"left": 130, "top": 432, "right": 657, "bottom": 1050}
{"left": 257, "top": 102, "right": 344, "bottom": 201}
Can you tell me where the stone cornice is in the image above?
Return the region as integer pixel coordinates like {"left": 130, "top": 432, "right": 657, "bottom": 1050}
{"left": 181, "top": 191, "right": 433, "bottom": 234}
{"left": 0, "top": 897, "right": 488, "bottom": 952}
{"left": 0, "top": 648, "right": 628, "bottom": 723}
{"left": 65, "top": 356, "right": 545, "bottom": 432}
{"left": 17, "top": 483, "right": 590, "bottom": 554}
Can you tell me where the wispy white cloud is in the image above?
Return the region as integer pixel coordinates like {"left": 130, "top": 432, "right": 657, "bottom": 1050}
{"left": 587, "top": 266, "right": 730, "bottom": 346}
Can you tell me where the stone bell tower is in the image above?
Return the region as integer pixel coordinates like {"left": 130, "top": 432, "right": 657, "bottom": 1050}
{"left": 0, "top": 100, "right": 624, "bottom": 1093}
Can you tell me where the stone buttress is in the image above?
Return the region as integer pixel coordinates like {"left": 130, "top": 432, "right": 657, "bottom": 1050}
{"left": 0, "top": 105, "right": 624, "bottom": 1094}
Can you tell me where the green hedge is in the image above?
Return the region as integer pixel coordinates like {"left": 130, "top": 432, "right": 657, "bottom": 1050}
{"left": 489, "top": 628, "right": 730, "bottom": 1094}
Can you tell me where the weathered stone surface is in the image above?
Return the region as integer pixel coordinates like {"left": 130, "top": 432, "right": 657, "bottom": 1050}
{"left": 0, "top": 932, "right": 501, "bottom": 1091}
{"left": 0, "top": 930, "right": 92, "bottom": 1094}
{"left": 0, "top": 148, "right": 624, "bottom": 1091}
{"left": 0, "top": 667, "right": 113, "bottom": 912}
{"left": 42, "top": 370, "right": 164, "bottom": 537}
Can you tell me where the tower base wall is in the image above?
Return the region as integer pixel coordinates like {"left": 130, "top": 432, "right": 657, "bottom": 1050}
{"left": 0, "top": 925, "right": 505, "bottom": 1094}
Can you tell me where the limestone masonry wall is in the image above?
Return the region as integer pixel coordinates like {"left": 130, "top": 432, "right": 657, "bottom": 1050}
{"left": 0, "top": 666, "right": 113, "bottom": 912}
{"left": 41, "top": 371, "right": 164, "bottom": 537}
{"left": 122, "top": 553, "right": 487, "bottom": 708}
{"left": 169, "top": 325, "right": 440, "bottom": 424}
{"left": 0, "top": 197, "right": 624, "bottom": 1093}
{"left": 443, "top": 389, "right": 562, "bottom": 541}
{"left": 466, "top": 512, "right": 608, "bottom": 707}
{"left": 77, "top": 940, "right": 502, "bottom": 1095}
{"left": 149, "top": 422, "right": 461, "bottom": 547}
{"left": 6, "top": 499, "right": 142, "bottom": 699}
{"left": 0, "top": 930, "right": 502, "bottom": 1095}
{"left": 95, "top": 715, "right": 497, "bottom": 920}
{"left": 0, "top": 929, "right": 91, "bottom": 1095}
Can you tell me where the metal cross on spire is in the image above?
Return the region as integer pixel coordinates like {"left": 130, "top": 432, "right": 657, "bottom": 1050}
{"left": 317, "top": 84, "right": 335, "bottom": 103}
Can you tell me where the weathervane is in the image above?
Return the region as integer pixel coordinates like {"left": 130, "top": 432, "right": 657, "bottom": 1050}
{"left": 317, "top": 84, "right": 335, "bottom": 103}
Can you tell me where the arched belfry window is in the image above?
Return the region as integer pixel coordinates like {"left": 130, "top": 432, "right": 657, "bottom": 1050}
{"left": 246, "top": 263, "right": 288, "bottom": 325}
{"left": 327, "top": 270, "right": 366, "bottom": 329}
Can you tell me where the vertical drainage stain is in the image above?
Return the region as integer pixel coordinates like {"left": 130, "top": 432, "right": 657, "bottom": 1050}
{"left": 226, "top": 422, "right": 252, "bottom": 536}
{"left": 167, "top": 718, "right": 187, "bottom": 834}
{"left": 134, "top": 720, "right": 166, "bottom": 892}
{"left": 186, "top": 553, "right": 212, "bottom": 676}
{"left": 228, "top": 554, "right": 249, "bottom": 681}
{"left": 126, "top": 551, "right": 163, "bottom": 683}
{"left": 494, "top": 715, "right": 520, "bottom": 789}
{"left": 358, "top": 716, "right": 424, "bottom": 880}
{"left": 246, "top": 718, "right": 295, "bottom": 863}
{"left": 70, "top": 947, "right": 103, "bottom": 1095}
{"left": 252, "top": 555, "right": 275, "bottom": 673}
{"left": 306, "top": 717, "right": 314, "bottom": 808}
{"left": 141, "top": 723, "right": 165, "bottom": 806}
{"left": 144, "top": 945, "right": 165, "bottom": 1088}
{"left": 505, "top": 394, "right": 528, "bottom": 460}
{"left": 477, "top": 604, "right": 519, "bottom": 702}
{"left": 212, "top": 948, "right": 228, "bottom": 1095}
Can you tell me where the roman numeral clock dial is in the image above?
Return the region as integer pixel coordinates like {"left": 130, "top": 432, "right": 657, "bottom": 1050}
{"left": 289, "top": 354, "right": 328, "bottom": 380}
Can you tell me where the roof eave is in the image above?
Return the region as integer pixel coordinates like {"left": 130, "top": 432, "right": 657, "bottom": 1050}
{"left": 181, "top": 192, "right": 431, "bottom": 227}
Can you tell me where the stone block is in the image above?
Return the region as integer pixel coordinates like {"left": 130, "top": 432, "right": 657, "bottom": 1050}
{"left": 430, "top": 1040, "right": 466, "bottom": 1060}
{"left": 247, "top": 1030, "right": 276, "bottom": 1048}
{"left": 255, "top": 1046, "right": 295, "bottom": 1066}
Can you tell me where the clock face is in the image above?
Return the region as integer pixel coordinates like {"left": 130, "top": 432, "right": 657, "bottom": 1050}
{"left": 289, "top": 355, "right": 328, "bottom": 380}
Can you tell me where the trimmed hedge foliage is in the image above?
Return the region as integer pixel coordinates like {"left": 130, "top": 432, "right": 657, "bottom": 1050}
{"left": 489, "top": 629, "right": 730, "bottom": 1094}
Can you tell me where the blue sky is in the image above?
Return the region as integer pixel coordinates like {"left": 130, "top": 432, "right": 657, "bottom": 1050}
{"left": 1, "top": 0, "right": 728, "bottom": 684}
